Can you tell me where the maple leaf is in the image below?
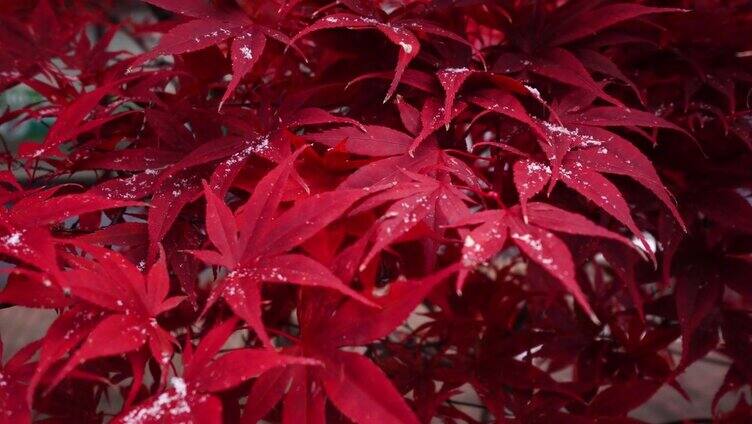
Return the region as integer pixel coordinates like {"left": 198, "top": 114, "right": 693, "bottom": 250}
{"left": 195, "top": 149, "right": 378, "bottom": 346}
{"left": 510, "top": 112, "right": 688, "bottom": 257}
{"left": 289, "top": 12, "right": 469, "bottom": 102}
{"left": 28, "top": 71, "right": 143, "bottom": 159}
{"left": 29, "top": 243, "right": 184, "bottom": 396}
{"left": 113, "top": 318, "right": 317, "bottom": 424}
{"left": 456, "top": 202, "right": 636, "bottom": 316}
{"left": 491, "top": 2, "right": 681, "bottom": 105}
{"left": 137, "top": 0, "right": 294, "bottom": 109}
{"left": 406, "top": 97, "right": 469, "bottom": 155}
{"left": 0, "top": 190, "right": 142, "bottom": 289}
{"left": 104, "top": 108, "right": 360, "bottom": 263}
{"left": 6, "top": 190, "right": 143, "bottom": 228}
{"left": 241, "top": 268, "right": 454, "bottom": 423}
{"left": 113, "top": 69, "right": 365, "bottom": 265}
{"left": 547, "top": 3, "right": 685, "bottom": 46}
{"left": 219, "top": 101, "right": 365, "bottom": 166}
{"left": 0, "top": 337, "right": 40, "bottom": 422}
{"left": 350, "top": 168, "right": 473, "bottom": 271}
{"left": 305, "top": 124, "right": 413, "bottom": 157}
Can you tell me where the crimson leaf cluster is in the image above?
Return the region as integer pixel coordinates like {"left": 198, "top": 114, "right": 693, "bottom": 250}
{"left": 0, "top": 0, "right": 751, "bottom": 422}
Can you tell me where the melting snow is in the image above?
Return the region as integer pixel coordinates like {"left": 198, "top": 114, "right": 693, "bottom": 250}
{"left": 399, "top": 42, "right": 413, "bottom": 54}
{"left": 511, "top": 232, "right": 542, "bottom": 251}
{"left": 524, "top": 84, "right": 541, "bottom": 99}
{"left": 121, "top": 377, "right": 191, "bottom": 423}
{"left": 226, "top": 136, "right": 270, "bottom": 168}
{"left": 239, "top": 46, "right": 253, "bottom": 60}
{"left": 541, "top": 121, "right": 605, "bottom": 148}
{"left": 2, "top": 232, "right": 22, "bottom": 247}
{"left": 525, "top": 162, "right": 551, "bottom": 174}
{"left": 632, "top": 231, "right": 657, "bottom": 255}
{"left": 172, "top": 377, "right": 187, "bottom": 397}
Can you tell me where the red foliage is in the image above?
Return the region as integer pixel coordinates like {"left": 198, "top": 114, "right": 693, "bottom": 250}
{"left": 0, "top": 0, "right": 751, "bottom": 422}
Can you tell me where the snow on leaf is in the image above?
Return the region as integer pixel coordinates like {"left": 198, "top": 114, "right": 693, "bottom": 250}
{"left": 46, "top": 314, "right": 149, "bottom": 392}
{"left": 457, "top": 216, "right": 508, "bottom": 292}
{"left": 508, "top": 220, "right": 594, "bottom": 317}
{"left": 132, "top": 19, "right": 238, "bottom": 68}
{"left": 513, "top": 159, "right": 552, "bottom": 219}
{"left": 289, "top": 14, "right": 420, "bottom": 102}
{"left": 360, "top": 192, "right": 435, "bottom": 269}
{"left": 525, "top": 48, "right": 624, "bottom": 106}
{"left": 235, "top": 146, "right": 307, "bottom": 248}
{"left": 565, "top": 127, "right": 685, "bottom": 228}
{"left": 558, "top": 166, "right": 654, "bottom": 260}
{"left": 525, "top": 202, "right": 635, "bottom": 249}
{"left": 115, "top": 379, "right": 198, "bottom": 424}
{"left": 437, "top": 67, "right": 472, "bottom": 126}
{"left": 221, "top": 28, "right": 266, "bottom": 109}
{"left": 257, "top": 254, "right": 376, "bottom": 308}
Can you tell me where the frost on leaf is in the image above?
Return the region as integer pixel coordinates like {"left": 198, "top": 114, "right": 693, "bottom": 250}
{"left": 0, "top": 1, "right": 746, "bottom": 422}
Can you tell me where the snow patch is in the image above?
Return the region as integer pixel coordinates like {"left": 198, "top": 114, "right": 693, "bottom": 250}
{"left": 121, "top": 377, "right": 192, "bottom": 423}
{"left": 524, "top": 84, "right": 541, "bottom": 99}
{"left": 239, "top": 46, "right": 254, "bottom": 60}
{"left": 511, "top": 232, "right": 543, "bottom": 251}
{"left": 2, "top": 232, "right": 22, "bottom": 247}
{"left": 399, "top": 42, "right": 413, "bottom": 54}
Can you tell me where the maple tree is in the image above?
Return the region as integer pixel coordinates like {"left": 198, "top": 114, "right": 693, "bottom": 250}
{"left": 0, "top": 0, "right": 751, "bottom": 422}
